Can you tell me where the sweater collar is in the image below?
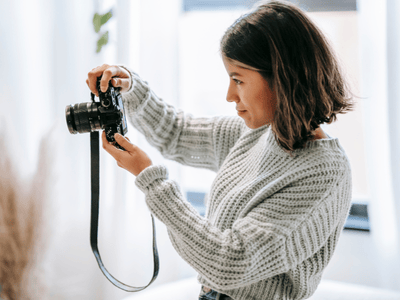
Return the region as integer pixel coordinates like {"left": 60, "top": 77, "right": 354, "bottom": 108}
{"left": 247, "top": 124, "right": 342, "bottom": 158}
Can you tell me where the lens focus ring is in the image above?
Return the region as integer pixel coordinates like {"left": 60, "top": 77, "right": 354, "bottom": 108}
{"left": 65, "top": 102, "right": 103, "bottom": 134}
{"left": 88, "top": 103, "right": 102, "bottom": 131}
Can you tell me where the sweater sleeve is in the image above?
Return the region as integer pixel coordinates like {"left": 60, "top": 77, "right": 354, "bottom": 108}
{"left": 134, "top": 162, "right": 352, "bottom": 290}
{"left": 119, "top": 66, "right": 246, "bottom": 172}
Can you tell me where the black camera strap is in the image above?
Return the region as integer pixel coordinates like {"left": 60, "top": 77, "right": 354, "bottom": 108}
{"left": 90, "top": 131, "right": 159, "bottom": 292}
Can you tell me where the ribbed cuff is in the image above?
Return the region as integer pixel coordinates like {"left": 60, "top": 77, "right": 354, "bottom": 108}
{"left": 135, "top": 165, "right": 169, "bottom": 193}
{"left": 118, "top": 65, "right": 151, "bottom": 113}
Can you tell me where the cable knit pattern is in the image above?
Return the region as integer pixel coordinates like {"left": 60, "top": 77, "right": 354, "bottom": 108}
{"left": 121, "top": 67, "right": 353, "bottom": 300}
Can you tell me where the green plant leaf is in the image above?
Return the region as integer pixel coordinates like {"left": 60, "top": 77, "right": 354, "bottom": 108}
{"left": 93, "top": 13, "right": 101, "bottom": 33}
{"left": 101, "top": 10, "right": 113, "bottom": 26}
{"left": 96, "top": 31, "right": 109, "bottom": 53}
{"left": 93, "top": 10, "right": 113, "bottom": 33}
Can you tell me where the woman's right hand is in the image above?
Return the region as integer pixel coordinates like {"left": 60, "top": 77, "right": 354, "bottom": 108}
{"left": 86, "top": 64, "right": 131, "bottom": 97}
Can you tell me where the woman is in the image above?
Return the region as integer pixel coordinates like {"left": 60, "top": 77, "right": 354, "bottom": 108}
{"left": 87, "top": 1, "right": 355, "bottom": 299}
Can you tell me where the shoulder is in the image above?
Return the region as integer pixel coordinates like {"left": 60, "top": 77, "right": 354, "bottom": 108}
{"left": 211, "top": 115, "right": 247, "bottom": 142}
{"left": 286, "top": 144, "right": 352, "bottom": 195}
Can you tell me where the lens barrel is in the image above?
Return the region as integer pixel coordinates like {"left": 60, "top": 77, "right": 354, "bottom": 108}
{"left": 65, "top": 105, "right": 77, "bottom": 134}
{"left": 65, "top": 102, "right": 102, "bottom": 134}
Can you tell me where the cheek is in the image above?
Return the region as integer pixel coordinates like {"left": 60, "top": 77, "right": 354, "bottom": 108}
{"left": 256, "top": 92, "right": 270, "bottom": 112}
{"left": 254, "top": 93, "right": 275, "bottom": 122}
{"left": 261, "top": 87, "right": 276, "bottom": 110}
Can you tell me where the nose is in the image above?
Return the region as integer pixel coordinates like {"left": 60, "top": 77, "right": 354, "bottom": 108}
{"left": 226, "top": 82, "right": 239, "bottom": 103}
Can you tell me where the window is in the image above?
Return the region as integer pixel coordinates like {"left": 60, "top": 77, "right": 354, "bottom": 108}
{"left": 183, "top": 0, "right": 357, "bottom": 12}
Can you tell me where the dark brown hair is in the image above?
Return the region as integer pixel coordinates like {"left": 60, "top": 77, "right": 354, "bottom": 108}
{"left": 221, "top": 0, "right": 356, "bottom": 155}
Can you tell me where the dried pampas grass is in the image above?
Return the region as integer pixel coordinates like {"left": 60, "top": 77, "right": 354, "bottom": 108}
{"left": 0, "top": 127, "right": 54, "bottom": 300}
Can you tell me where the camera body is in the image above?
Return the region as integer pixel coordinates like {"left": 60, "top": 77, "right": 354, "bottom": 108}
{"left": 65, "top": 76, "right": 128, "bottom": 149}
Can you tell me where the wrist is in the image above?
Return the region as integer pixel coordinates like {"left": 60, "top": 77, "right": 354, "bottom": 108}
{"left": 135, "top": 165, "right": 168, "bottom": 192}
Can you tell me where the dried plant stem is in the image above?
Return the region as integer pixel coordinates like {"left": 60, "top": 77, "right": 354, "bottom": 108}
{"left": 0, "top": 131, "right": 52, "bottom": 300}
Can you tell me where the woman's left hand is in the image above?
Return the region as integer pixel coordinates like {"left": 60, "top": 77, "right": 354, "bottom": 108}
{"left": 102, "top": 131, "right": 152, "bottom": 176}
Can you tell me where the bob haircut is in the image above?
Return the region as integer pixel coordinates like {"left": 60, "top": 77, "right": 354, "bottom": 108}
{"left": 220, "top": 0, "right": 356, "bottom": 155}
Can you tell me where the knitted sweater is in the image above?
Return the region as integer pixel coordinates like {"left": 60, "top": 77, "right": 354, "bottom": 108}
{"left": 120, "top": 67, "right": 353, "bottom": 300}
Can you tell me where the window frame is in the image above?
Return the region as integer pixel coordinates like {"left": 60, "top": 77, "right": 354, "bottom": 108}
{"left": 183, "top": 0, "right": 357, "bottom": 12}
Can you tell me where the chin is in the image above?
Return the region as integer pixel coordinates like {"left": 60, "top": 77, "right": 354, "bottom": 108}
{"left": 246, "top": 121, "right": 269, "bottom": 129}
{"left": 246, "top": 124, "right": 258, "bottom": 129}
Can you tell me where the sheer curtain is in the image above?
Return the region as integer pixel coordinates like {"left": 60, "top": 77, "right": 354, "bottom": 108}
{"left": 1, "top": 0, "right": 108, "bottom": 298}
{"left": 357, "top": 0, "right": 400, "bottom": 290}
{"left": 0, "top": 0, "right": 191, "bottom": 299}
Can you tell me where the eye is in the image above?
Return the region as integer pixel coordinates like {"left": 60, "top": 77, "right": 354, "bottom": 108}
{"left": 232, "top": 78, "right": 242, "bottom": 85}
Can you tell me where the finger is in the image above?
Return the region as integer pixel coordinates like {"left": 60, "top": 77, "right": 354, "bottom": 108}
{"left": 87, "top": 64, "right": 110, "bottom": 96}
{"left": 86, "top": 79, "right": 94, "bottom": 96}
{"left": 111, "top": 78, "right": 131, "bottom": 92}
{"left": 101, "top": 66, "right": 130, "bottom": 93}
{"left": 114, "top": 133, "right": 135, "bottom": 151}
{"left": 101, "top": 131, "right": 122, "bottom": 159}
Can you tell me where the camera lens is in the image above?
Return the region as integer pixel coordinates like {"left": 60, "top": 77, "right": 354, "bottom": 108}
{"left": 65, "top": 102, "right": 102, "bottom": 134}
{"left": 65, "top": 105, "right": 77, "bottom": 134}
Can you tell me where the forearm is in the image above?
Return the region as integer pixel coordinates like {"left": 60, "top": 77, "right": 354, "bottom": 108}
{"left": 135, "top": 165, "right": 289, "bottom": 289}
{"left": 120, "top": 67, "right": 218, "bottom": 169}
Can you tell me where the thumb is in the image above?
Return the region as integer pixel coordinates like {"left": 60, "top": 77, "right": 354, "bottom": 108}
{"left": 112, "top": 78, "right": 130, "bottom": 92}
{"left": 114, "top": 133, "right": 133, "bottom": 150}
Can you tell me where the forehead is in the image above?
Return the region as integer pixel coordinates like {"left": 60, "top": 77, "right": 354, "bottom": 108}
{"left": 222, "top": 56, "right": 262, "bottom": 74}
{"left": 222, "top": 56, "right": 261, "bottom": 78}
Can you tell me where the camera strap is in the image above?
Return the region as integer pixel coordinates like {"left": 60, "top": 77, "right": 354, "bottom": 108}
{"left": 90, "top": 131, "right": 160, "bottom": 292}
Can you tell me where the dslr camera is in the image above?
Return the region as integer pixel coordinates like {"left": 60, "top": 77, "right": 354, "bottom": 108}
{"left": 65, "top": 75, "right": 128, "bottom": 148}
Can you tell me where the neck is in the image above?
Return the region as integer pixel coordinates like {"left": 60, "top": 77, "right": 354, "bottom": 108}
{"left": 313, "top": 127, "right": 328, "bottom": 140}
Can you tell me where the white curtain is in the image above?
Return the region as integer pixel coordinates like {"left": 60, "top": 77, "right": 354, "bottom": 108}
{"left": 0, "top": 0, "right": 193, "bottom": 299}
{"left": 358, "top": 0, "right": 400, "bottom": 291}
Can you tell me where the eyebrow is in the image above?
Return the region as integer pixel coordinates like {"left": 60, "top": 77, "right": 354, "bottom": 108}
{"left": 229, "top": 72, "right": 243, "bottom": 77}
